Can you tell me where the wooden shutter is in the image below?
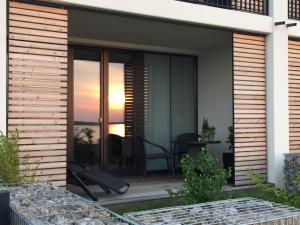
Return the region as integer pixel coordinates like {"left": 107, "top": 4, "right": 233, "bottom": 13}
{"left": 289, "top": 39, "right": 300, "bottom": 153}
{"left": 233, "top": 33, "right": 267, "bottom": 186}
{"left": 8, "top": 1, "right": 68, "bottom": 186}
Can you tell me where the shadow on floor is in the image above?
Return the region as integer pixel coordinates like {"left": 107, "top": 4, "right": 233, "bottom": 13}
{"left": 67, "top": 174, "right": 183, "bottom": 206}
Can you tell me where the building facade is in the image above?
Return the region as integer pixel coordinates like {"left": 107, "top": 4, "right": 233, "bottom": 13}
{"left": 0, "top": 0, "right": 299, "bottom": 187}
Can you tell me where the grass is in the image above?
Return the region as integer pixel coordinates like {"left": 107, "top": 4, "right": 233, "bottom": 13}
{"left": 110, "top": 187, "right": 299, "bottom": 214}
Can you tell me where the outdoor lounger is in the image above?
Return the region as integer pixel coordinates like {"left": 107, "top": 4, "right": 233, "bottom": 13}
{"left": 67, "top": 161, "right": 130, "bottom": 201}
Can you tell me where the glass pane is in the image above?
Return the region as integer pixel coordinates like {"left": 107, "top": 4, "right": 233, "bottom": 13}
{"left": 109, "top": 63, "right": 125, "bottom": 137}
{"left": 73, "top": 53, "right": 101, "bottom": 168}
{"left": 108, "top": 59, "right": 131, "bottom": 171}
{"left": 144, "top": 53, "right": 171, "bottom": 171}
{"left": 171, "top": 55, "right": 196, "bottom": 139}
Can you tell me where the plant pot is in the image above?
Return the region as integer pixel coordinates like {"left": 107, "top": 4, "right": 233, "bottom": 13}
{"left": 201, "top": 136, "right": 208, "bottom": 141}
{"left": 208, "top": 134, "right": 214, "bottom": 141}
{"left": 0, "top": 191, "right": 9, "bottom": 225}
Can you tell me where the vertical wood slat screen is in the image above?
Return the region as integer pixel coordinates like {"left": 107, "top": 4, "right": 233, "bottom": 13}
{"left": 124, "top": 64, "right": 134, "bottom": 156}
{"left": 8, "top": 1, "right": 68, "bottom": 186}
{"left": 289, "top": 39, "right": 300, "bottom": 153}
{"left": 125, "top": 65, "right": 134, "bottom": 139}
{"left": 233, "top": 33, "right": 267, "bottom": 186}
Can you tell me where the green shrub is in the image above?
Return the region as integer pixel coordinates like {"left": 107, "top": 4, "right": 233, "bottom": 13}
{"left": 168, "top": 147, "right": 231, "bottom": 204}
{"left": 249, "top": 173, "right": 300, "bottom": 208}
{"left": 0, "top": 131, "right": 38, "bottom": 184}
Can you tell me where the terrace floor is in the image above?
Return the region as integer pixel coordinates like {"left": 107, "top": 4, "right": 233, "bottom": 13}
{"left": 67, "top": 174, "right": 252, "bottom": 206}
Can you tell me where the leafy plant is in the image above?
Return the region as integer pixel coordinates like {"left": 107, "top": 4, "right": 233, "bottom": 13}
{"left": 201, "top": 118, "right": 216, "bottom": 138}
{"left": 0, "top": 131, "right": 38, "bottom": 184}
{"left": 167, "top": 147, "right": 231, "bottom": 204}
{"left": 249, "top": 173, "right": 300, "bottom": 208}
{"left": 74, "top": 128, "right": 97, "bottom": 164}
{"left": 208, "top": 126, "right": 216, "bottom": 135}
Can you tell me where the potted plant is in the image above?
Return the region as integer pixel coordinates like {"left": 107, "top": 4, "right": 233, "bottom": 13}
{"left": 208, "top": 126, "right": 216, "bottom": 141}
{"left": 201, "top": 118, "right": 210, "bottom": 141}
{"left": 201, "top": 118, "right": 216, "bottom": 141}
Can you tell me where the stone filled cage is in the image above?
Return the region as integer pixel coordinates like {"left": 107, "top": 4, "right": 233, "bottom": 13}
{"left": 0, "top": 183, "right": 135, "bottom": 225}
{"left": 124, "top": 198, "right": 300, "bottom": 225}
{"left": 284, "top": 153, "right": 300, "bottom": 193}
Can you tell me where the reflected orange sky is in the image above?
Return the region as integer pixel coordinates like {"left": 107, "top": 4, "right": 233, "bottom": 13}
{"left": 74, "top": 60, "right": 125, "bottom": 124}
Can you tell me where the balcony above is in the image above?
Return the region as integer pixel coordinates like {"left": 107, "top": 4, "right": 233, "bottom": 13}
{"left": 289, "top": 0, "right": 300, "bottom": 20}
{"left": 177, "top": 0, "right": 268, "bottom": 15}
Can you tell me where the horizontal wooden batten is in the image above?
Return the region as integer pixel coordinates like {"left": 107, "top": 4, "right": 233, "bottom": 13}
{"left": 9, "top": 33, "right": 67, "bottom": 45}
{"left": 233, "top": 32, "right": 267, "bottom": 186}
{"left": 289, "top": 39, "right": 300, "bottom": 153}
{"left": 9, "top": 7, "right": 67, "bottom": 21}
{"left": 8, "top": 1, "right": 68, "bottom": 186}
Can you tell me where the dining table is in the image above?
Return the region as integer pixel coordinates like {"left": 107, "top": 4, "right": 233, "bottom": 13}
{"left": 172, "top": 139, "right": 222, "bottom": 159}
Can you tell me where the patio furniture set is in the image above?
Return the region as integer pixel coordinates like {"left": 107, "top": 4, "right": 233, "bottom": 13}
{"left": 68, "top": 133, "right": 223, "bottom": 201}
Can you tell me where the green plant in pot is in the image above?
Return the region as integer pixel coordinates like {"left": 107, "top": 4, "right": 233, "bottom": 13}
{"left": 208, "top": 126, "right": 216, "bottom": 141}
{"left": 201, "top": 118, "right": 210, "bottom": 141}
{"left": 201, "top": 118, "right": 216, "bottom": 141}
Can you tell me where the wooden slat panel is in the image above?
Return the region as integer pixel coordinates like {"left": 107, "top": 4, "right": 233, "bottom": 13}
{"left": 233, "top": 32, "right": 267, "bottom": 186}
{"left": 8, "top": 1, "right": 68, "bottom": 186}
{"left": 289, "top": 39, "right": 300, "bottom": 153}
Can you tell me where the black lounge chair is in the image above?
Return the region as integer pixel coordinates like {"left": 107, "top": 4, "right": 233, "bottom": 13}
{"left": 67, "top": 161, "right": 130, "bottom": 201}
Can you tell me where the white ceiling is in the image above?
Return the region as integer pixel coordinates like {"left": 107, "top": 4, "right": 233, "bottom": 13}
{"left": 69, "top": 9, "right": 232, "bottom": 54}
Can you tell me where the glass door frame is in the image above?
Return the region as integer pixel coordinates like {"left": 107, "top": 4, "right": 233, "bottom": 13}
{"left": 68, "top": 45, "right": 140, "bottom": 176}
{"left": 68, "top": 44, "right": 199, "bottom": 176}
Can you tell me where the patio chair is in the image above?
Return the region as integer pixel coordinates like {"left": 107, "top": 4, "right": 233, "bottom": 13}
{"left": 108, "top": 134, "right": 123, "bottom": 169}
{"left": 67, "top": 161, "right": 130, "bottom": 201}
{"left": 173, "top": 133, "right": 202, "bottom": 168}
{"left": 136, "top": 136, "right": 175, "bottom": 181}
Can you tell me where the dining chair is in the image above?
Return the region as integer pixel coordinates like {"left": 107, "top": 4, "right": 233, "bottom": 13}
{"left": 173, "top": 133, "right": 202, "bottom": 169}
{"left": 136, "top": 136, "right": 174, "bottom": 181}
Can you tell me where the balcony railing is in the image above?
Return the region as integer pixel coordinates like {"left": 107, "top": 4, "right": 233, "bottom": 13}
{"left": 177, "top": 0, "right": 268, "bottom": 15}
{"left": 289, "top": 0, "right": 300, "bottom": 20}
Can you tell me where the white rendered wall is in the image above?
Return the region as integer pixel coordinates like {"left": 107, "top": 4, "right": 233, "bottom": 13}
{"left": 198, "top": 44, "right": 233, "bottom": 163}
{"left": 47, "top": 0, "right": 272, "bottom": 34}
{"left": 266, "top": 0, "right": 289, "bottom": 187}
{"left": 0, "top": 0, "right": 7, "bottom": 134}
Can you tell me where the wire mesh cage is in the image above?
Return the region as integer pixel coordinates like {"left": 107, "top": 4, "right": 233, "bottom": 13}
{"left": 0, "top": 182, "right": 136, "bottom": 225}
{"left": 124, "top": 197, "right": 300, "bottom": 225}
{"left": 284, "top": 153, "right": 300, "bottom": 193}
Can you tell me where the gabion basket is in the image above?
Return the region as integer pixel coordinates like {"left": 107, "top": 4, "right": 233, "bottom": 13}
{"left": 0, "top": 182, "right": 136, "bottom": 225}
{"left": 124, "top": 197, "right": 300, "bottom": 225}
{"left": 284, "top": 153, "right": 300, "bottom": 192}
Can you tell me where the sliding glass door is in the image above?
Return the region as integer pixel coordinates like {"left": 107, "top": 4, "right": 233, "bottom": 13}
{"left": 70, "top": 47, "right": 140, "bottom": 175}
{"left": 144, "top": 53, "right": 197, "bottom": 171}
{"left": 70, "top": 46, "right": 197, "bottom": 175}
{"left": 72, "top": 49, "right": 101, "bottom": 168}
{"left": 106, "top": 52, "right": 136, "bottom": 173}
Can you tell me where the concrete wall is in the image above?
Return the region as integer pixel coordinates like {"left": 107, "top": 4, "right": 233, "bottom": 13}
{"left": 198, "top": 43, "right": 233, "bottom": 163}
{"left": 0, "top": 0, "right": 7, "bottom": 134}
{"left": 49, "top": 0, "right": 272, "bottom": 34}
